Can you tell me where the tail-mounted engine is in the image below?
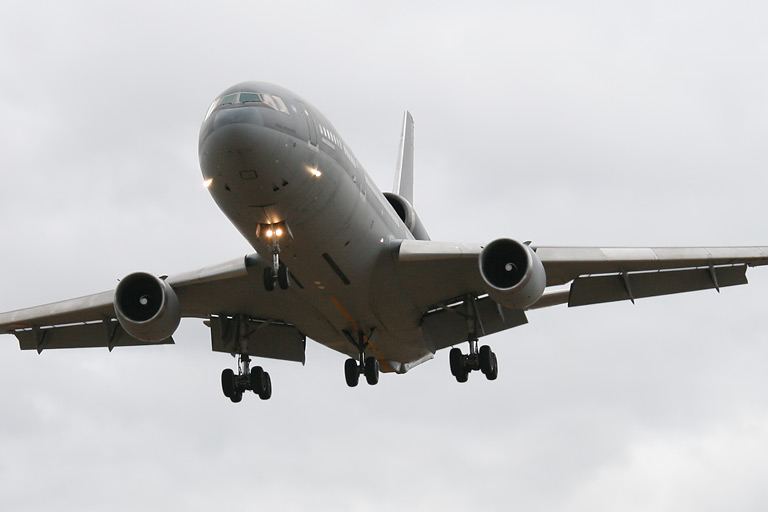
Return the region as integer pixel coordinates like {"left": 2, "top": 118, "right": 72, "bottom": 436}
{"left": 478, "top": 238, "right": 546, "bottom": 309}
{"left": 114, "top": 272, "right": 181, "bottom": 342}
{"left": 383, "top": 192, "right": 430, "bottom": 240}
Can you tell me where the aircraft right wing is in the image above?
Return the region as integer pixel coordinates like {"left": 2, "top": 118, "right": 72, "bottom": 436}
{"left": 396, "top": 240, "right": 768, "bottom": 313}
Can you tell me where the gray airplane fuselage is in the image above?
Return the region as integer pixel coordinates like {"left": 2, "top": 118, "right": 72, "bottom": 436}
{"left": 198, "top": 82, "right": 429, "bottom": 371}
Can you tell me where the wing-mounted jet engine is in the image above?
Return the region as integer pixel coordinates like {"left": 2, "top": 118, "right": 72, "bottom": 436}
{"left": 478, "top": 238, "right": 546, "bottom": 309}
{"left": 114, "top": 272, "right": 181, "bottom": 342}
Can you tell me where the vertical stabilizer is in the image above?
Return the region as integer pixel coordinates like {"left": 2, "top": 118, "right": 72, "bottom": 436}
{"left": 393, "top": 111, "right": 415, "bottom": 205}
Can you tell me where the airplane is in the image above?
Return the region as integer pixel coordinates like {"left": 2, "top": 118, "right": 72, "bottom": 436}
{"left": 2, "top": 81, "right": 767, "bottom": 403}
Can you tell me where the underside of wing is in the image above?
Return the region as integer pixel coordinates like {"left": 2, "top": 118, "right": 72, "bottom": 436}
{"left": 0, "top": 253, "right": 307, "bottom": 361}
{"left": 395, "top": 240, "right": 768, "bottom": 334}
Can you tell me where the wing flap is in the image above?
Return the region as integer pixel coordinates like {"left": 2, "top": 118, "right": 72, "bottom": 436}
{"left": 13, "top": 319, "right": 173, "bottom": 352}
{"left": 209, "top": 315, "right": 306, "bottom": 364}
{"left": 421, "top": 296, "right": 528, "bottom": 351}
{"left": 568, "top": 264, "right": 748, "bottom": 307}
{"left": 538, "top": 246, "right": 768, "bottom": 286}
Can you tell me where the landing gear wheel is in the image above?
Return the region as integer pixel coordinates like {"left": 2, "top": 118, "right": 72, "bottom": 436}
{"left": 221, "top": 368, "right": 235, "bottom": 398}
{"left": 230, "top": 390, "right": 243, "bottom": 403}
{"left": 456, "top": 367, "right": 469, "bottom": 383}
{"left": 263, "top": 267, "right": 275, "bottom": 291}
{"left": 250, "top": 366, "right": 267, "bottom": 395}
{"left": 364, "top": 357, "right": 380, "bottom": 385}
{"left": 344, "top": 358, "right": 360, "bottom": 387}
{"left": 486, "top": 353, "right": 498, "bottom": 381}
{"left": 479, "top": 345, "right": 494, "bottom": 375}
{"left": 277, "top": 265, "right": 290, "bottom": 290}
{"left": 258, "top": 372, "right": 272, "bottom": 400}
{"left": 449, "top": 348, "right": 463, "bottom": 377}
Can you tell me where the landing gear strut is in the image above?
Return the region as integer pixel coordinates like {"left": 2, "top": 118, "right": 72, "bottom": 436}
{"left": 221, "top": 353, "right": 273, "bottom": 403}
{"left": 447, "top": 294, "right": 499, "bottom": 382}
{"left": 343, "top": 331, "right": 380, "bottom": 387}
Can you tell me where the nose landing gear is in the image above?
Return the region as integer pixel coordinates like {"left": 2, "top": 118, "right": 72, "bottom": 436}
{"left": 259, "top": 222, "right": 291, "bottom": 291}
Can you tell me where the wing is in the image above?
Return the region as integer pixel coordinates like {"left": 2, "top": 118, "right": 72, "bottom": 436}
{"left": 396, "top": 240, "right": 768, "bottom": 313}
{"left": 0, "top": 253, "right": 307, "bottom": 362}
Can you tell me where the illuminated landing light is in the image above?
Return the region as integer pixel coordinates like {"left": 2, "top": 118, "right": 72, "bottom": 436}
{"left": 264, "top": 226, "right": 285, "bottom": 238}
{"left": 203, "top": 178, "right": 214, "bottom": 188}
{"left": 307, "top": 165, "right": 322, "bottom": 177}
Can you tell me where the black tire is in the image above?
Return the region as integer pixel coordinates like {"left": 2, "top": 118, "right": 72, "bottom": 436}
{"left": 479, "top": 345, "right": 493, "bottom": 375}
{"left": 344, "top": 358, "right": 359, "bottom": 387}
{"left": 230, "top": 390, "right": 243, "bottom": 403}
{"left": 259, "top": 372, "right": 272, "bottom": 400}
{"left": 250, "top": 366, "right": 266, "bottom": 394}
{"left": 364, "top": 356, "right": 380, "bottom": 385}
{"left": 277, "top": 265, "right": 290, "bottom": 290}
{"left": 449, "top": 348, "right": 463, "bottom": 377}
{"left": 221, "top": 368, "right": 235, "bottom": 398}
{"left": 487, "top": 353, "right": 499, "bottom": 381}
{"left": 456, "top": 368, "right": 469, "bottom": 383}
{"left": 263, "top": 267, "right": 275, "bottom": 291}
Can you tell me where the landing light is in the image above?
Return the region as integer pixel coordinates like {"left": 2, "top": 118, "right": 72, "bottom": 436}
{"left": 266, "top": 229, "right": 274, "bottom": 237}
{"left": 307, "top": 166, "right": 322, "bottom": 177}
{"left": 203, "top": 178, "right": 214, "bottom": 188}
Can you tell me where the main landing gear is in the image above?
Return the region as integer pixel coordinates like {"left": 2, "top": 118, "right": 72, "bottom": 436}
{"left": 449, "top": 341, "right": 498, "bottom": 382}
{"left": 343, "top": 332, "right": 380, "bottom": 387}
{"left": 221, "top": 354, "right": 272, "bottom": 403}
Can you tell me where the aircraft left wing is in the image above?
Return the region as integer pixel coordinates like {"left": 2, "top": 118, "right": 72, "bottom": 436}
{"left": 396, "top": 240, "right": 768, "bottom": 313}
{"left": 0, "top": 254, "right": 308, "bottom": 361}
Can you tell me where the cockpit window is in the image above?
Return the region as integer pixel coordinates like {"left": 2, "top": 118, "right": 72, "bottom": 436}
{"left": 219, "top": 93, "right": 238, "bottom": 106}
{"left": 205, "top": 91, "right": 291, "bottom": 121}
{"left": 240, "top": 92, "right": 262, "bottom": 103}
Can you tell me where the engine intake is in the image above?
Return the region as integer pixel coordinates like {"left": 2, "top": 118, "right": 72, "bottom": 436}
{"left": 114, "top": 272, "right": 181, "bottom": 342}
{"left": 383, "top": 193, "right": 430, "bottom": 240}
{"left": 479, "top": 238, "right": 546, "bottom": 309}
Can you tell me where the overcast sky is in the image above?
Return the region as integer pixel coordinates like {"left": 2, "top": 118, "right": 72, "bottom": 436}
{"left": 2, "top": 1, "right": 768, "bottom": 510}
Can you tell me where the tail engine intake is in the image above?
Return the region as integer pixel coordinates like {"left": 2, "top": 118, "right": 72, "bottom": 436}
{"left": 114, "top": 272, "right": 181, "bottom": 342}
{"left": 383, "top": 192, "right": 430, "bottom": 241}
{"left": 479, "top": 238, "right": 546, "bottom": 309}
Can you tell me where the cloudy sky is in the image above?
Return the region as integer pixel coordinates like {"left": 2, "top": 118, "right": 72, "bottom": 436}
{"left": 2, "top": 1, "right": 768, "bottom": 510}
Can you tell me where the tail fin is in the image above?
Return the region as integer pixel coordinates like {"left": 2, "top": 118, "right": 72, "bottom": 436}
{"left": 392, "top": 111, "right": 415, "bottom": 204}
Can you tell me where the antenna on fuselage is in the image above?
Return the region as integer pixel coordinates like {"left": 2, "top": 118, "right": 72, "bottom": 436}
{"left": 392, "top": 110, "right": 415, "bottom": 205}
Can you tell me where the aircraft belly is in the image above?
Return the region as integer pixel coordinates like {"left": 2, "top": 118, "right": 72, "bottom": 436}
{"left": 202, "top": 116, "right": 433, "bottom": 368}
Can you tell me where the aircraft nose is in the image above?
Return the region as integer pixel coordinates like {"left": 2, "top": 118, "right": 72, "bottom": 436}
{"left": 198, "top": 107, "right": 297, "bottom": 205}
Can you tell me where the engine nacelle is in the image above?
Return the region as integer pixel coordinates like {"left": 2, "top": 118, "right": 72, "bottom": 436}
{"left": 383, "top": 192, "right": 430, "bottom": 240}
{"left": 478, "top": 238, "right": 546, "bottom": 309}
{"left": 114, "top": 272, "right": 181, "bottom": 342}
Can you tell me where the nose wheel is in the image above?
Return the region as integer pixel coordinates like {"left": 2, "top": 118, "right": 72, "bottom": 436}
{"left": 263, "top": 264, "right": 290, "bottom": 291}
